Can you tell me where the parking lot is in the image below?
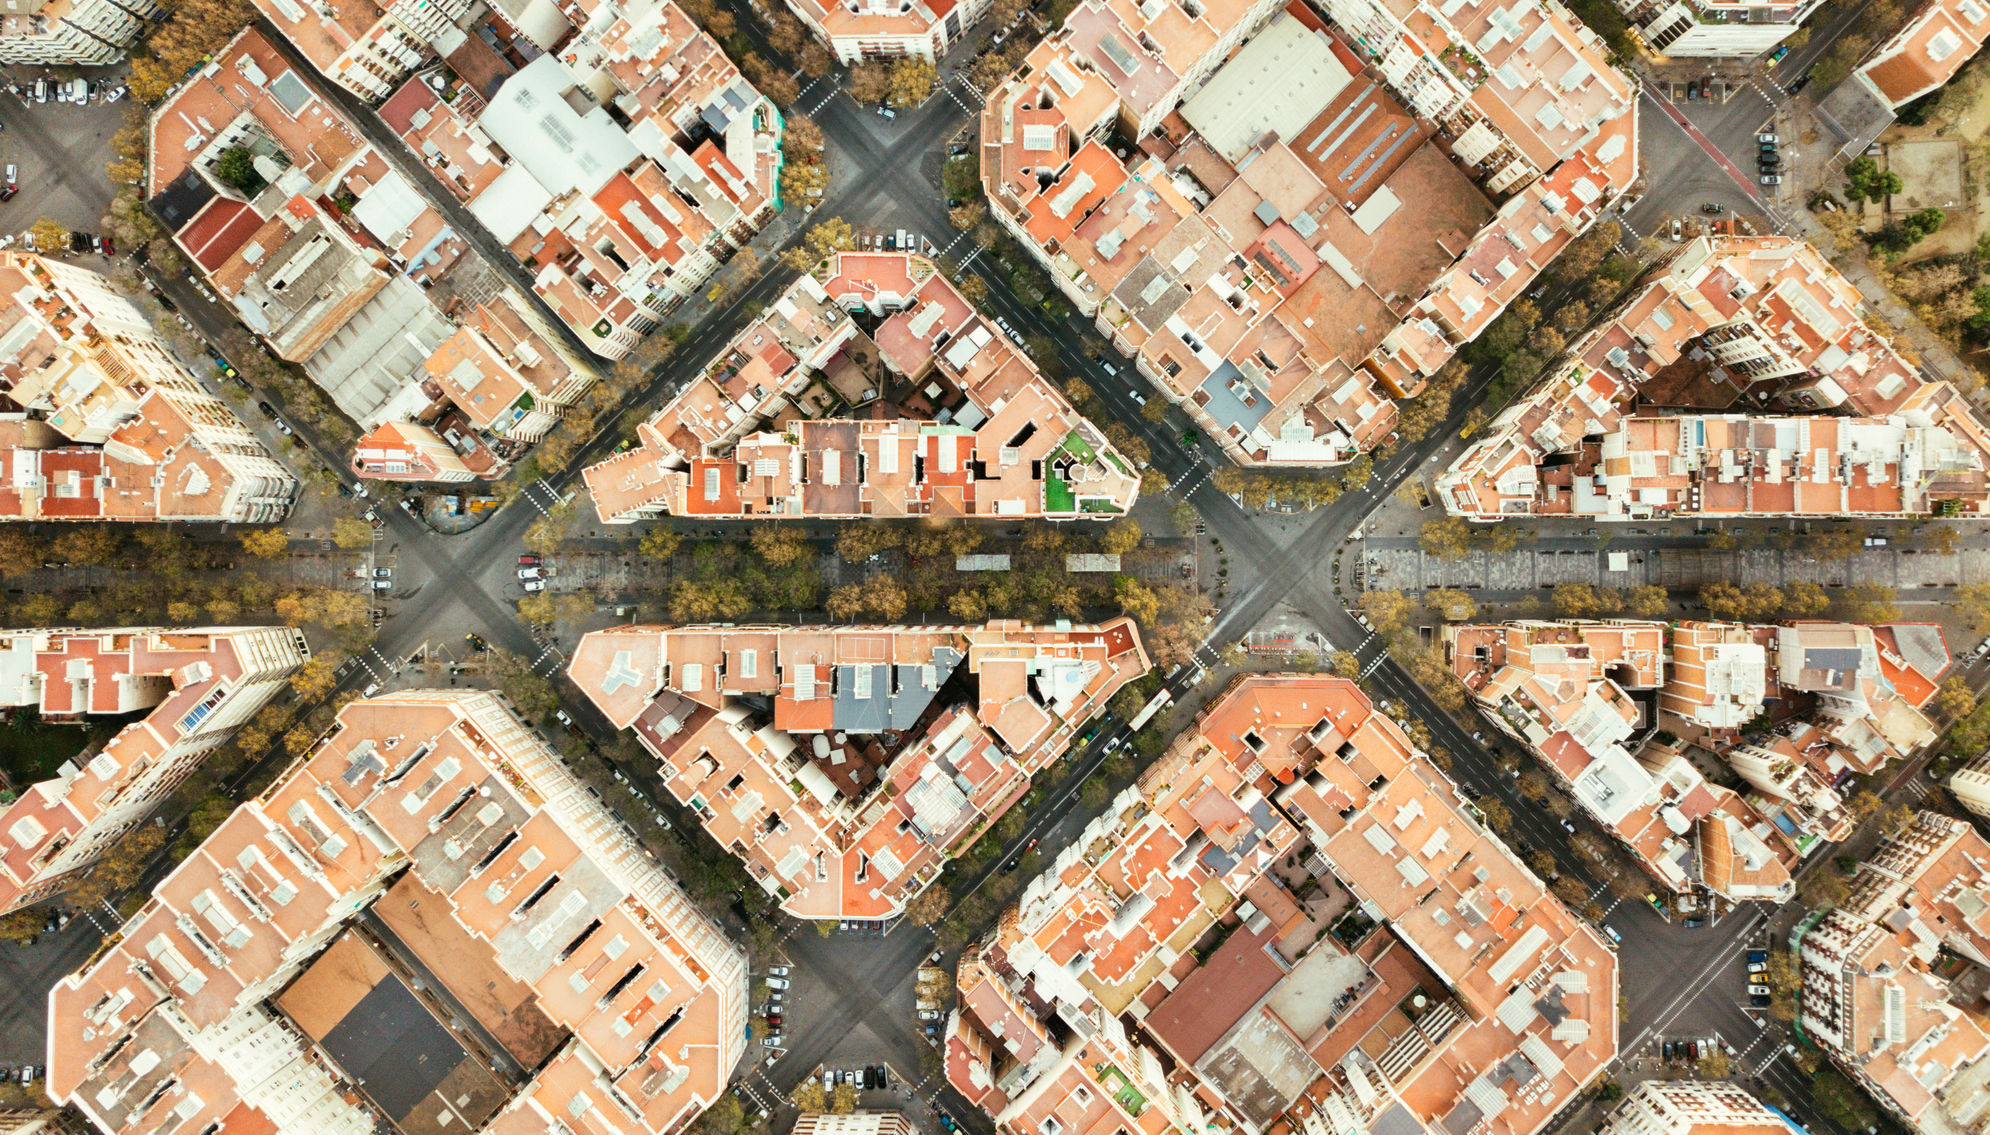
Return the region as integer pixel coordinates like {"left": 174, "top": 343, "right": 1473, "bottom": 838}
{"left": 0, "top": 66, "right": 131, "bottom": 241}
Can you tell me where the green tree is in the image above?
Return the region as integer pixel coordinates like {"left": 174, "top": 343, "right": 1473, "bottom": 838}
{"left": 213, "top": 147, "right": 266, "bottom": 195}
{"left": 1843, "top": 156, "right": 1903, "bottom": 204}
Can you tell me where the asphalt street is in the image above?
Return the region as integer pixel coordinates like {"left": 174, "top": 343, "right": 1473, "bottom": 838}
{"left": 0, "top": 6, "right": 1942, "bottom": 1133}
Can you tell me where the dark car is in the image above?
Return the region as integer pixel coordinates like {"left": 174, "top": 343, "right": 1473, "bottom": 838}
{"left": 68, "top": 230, "right": 88, "bottom": 253}
{"left": 257, "top": 400, "right": 277, "bottom": 417}
{"left": 1788, "top": 69, "right": 1814, "bottom": 94}
{"left": 1750, "top": 993, "right": 1772, "bottom": 1008}
{"left": 1747, "top": 949, "right": 1768, "bottom": 963}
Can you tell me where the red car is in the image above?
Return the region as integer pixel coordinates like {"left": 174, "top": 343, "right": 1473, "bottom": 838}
{"left": 518, "top": 554, "right": 541, "bottom": 566}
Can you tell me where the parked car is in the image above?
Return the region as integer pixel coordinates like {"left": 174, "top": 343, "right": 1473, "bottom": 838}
{"left": 766, "top": 977, "right": 790, "bottom": 991}
{"left": 768, "top": 965, "right": 790, "bottom": 976}
{"left": 1747, "top": 961, "right": 1766, "bottom": 974}
{"left": 1670, "top": 218, "right": 1683, "bottom": 241}
{"left": 1747, "top": 982, "right": 1770, "bottom": 997}
{"left": 373, "top": 568, "right": 392, "bottom": 579}
{"left": 1760, "top": 174, "right": 1782, "bottom": 185}
{"left": 1758, "top": 131, "right": 1779, "bottom": 144}
{"left": 522, "top": 578, "right": 545, "bottom": 592}
{"left": 518, "top": 554, "right": 541, "bottom": 566}
{"left": 372, "top": 579, "right": 392, "bottom": 591}
{"left": 518, "top": 566, "right": 544, "bottom": 581}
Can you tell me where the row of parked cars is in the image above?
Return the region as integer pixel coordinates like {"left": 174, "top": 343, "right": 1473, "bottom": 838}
{"left": 820, "top": 1064, "right": 892, "bottom": 1090}
{"left": 16, "top": 77, "right": 125, "bottom": 104}
{"left": 1758, "top": 132, "right": 1783, "bottom": 187}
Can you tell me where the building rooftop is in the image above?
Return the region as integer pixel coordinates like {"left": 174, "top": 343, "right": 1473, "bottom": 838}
{"left": 979, "top": 0, "right": 1635, "bottom": 467}
{"left": 946, "top": 675, "right": 1617, "bottom": 1135}
{"left": 1445, "top": 618, "right": 1949, "bottom": 909}
{"left": 47, "top": 690, "right": 747, "bottom": 1135}
{"left": 567, "top": 621, "right": 1149, "bottom": 920}
{"left": 1439, "top": 235, "right": 1990, "bottom": 521}
{"left": 582, "top": 253, "right": 1141, "bottom": 523}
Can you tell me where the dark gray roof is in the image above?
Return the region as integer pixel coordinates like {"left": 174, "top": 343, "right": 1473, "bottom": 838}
{"left": 1887, "top": 623, "right": 1949, "bottom": 680}
{"left": 1198, "top": 361, "right": 1275, "bottom": 433}
{"left": 1802, "top": 647, "right": 1864, "bottom": 673}
{"left": 149, "top": 169, "right": 216, "bottom": 233}
{"left": 832, "top": 648, "right": 962, "bottom": 733}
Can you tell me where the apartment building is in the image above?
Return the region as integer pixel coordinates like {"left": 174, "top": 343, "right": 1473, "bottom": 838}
{"left": 1853, "top": 0, "right": 1990, "bottom": 109}
{"left": 1597, "top": 1080, "right": 1811, "bottom": 1134}
{"left": 1439, "top": 235, "right": 1990, "bottom": 520}
{"left": 583, "top": 252, "right": 1141, "bottom": 522}
{"left": 351, "top": 419, "right": 477, "bottom": 482}
{"left": 0, "top": 627, "right": 309, "bottom": 914}
{"left": 779, "top": 0, "right": 988, "bottom": 61}
{"left": 147, "top": 29, "right": 600, "bottom": 481}
{"left": 1615, "top": 0, "right": 1825, "bottom": 57}
{"left": 249, "top": 0, "right": 478, "bottom": 99}
{"left": 946, "top": 675, "right": 1619, "bottom": 1135}
{"left": 979, "top": 0, "right": 1636, "bottom": 467}
{"left": 567, "top": 620, "right": 1150, "bottom": 920}
{"left": 47, "top": 690, "right": 748, "bottom": 1135}
{"left": 793, "top": 1112, "right": 920, "bottom": 1135}
{"left": 0, "top": 253, "right": 299, "bottom": 522}
{"left": 1800, "top": 811, "right": 1990, "bottom": 1134}
{"left": 1444, "top": 618, "right": 1949, "bottom": 909}
{"left": 374, "top": 4, "right": 784, "bottom": 358}
{"left": 0, "top": 0, "right": 161, "bottom": 65}
{"left": 1948, "top": 753, "right": 1990, "bottom": 817}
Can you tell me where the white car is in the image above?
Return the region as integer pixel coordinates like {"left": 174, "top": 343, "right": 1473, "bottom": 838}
{"left": 522, "top": 578, "right": 546, "bottom": 592}
{"left": 518, "top": 566, "right": 544, "bottom": 580}
{"left": 766, "top": 977, "right": 790, "bottom": 991}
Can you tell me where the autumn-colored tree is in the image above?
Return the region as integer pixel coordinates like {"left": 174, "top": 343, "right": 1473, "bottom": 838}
{"left": 240, "top": 528, "right": 290, "bottom": 559}
{"left": 331, "top": 516, "right": 374, "bottom": 549}
{"left": 640, "top": 526, "right": 685, "bottom": 560}
{"left": 1331, "top": 651, "right": 1360, "bottom": 678}
{"left": 1418, "top": 516, "right": 1475, "bottom": 560}
{"left": 903, "top": 886, "right": 951, "bottom": 926}
{"left": 1098, "top": 520, "right": 1142, "bottom": 555}
{"left": 1836, "top": 583, "right": 1901, "bottom": 624}
{"left": 886, "top": 58, "right": 937, "bottom": 106}
{"left": 799, "top": 42, "right": 835, "bottom": 78}
{"left": 1551, "top": 875, "right": 1590, "bottom": 907}
{"left": 750, "top": 525, "right": 813, "bottom": 568}
{"left": 836, "top": 523, "right": 901, "bottom": 561}
{"left": 27, "top": 217, "right": 68, "bottom": 254}
{"left": 53, "top": 526, "right": 122, "bottom": 566}
{"left": 1782, "top": 581, "right": 1831, "bottom": 619}
{"left": 1938, "top": 675, "right": 1980, "bottom": 722}
{"left": 289, "top": 658, "right": 339, "bottom": 699}
{"left": 1423, "top": 588, "right": 1476, "bottom": 622}
{"left": 67, "top": 822, "right": 169, "bottom": 909}
{"left": 524, "top": 503, "right": 572, "bottom": 557}
{"left": 1475, "top": 795, "right": 1513, "bottom": 834}
{"left": 1808, "top": 526, "right": 1866, "bottom": 560}
{"left": 1697, "top": 1049, "right": 1731, "bottom": 1080}
{"left": 1359, "top": 589, "right": 1417, "bottom": 637}
{"left": 847, "top": 62, "right": 890, "bottom": 103}
{"left": 790, "top": 1081, "right": 827, "bottom": 1112}
{"left": 829, "top": 1082, "right": 859, "bottom": 1114}
{"left": 782, "top": 217, "right": 857, "bottom": 270}
{"left": 1622, "top": 584, "right": 1668, "bottom": 618}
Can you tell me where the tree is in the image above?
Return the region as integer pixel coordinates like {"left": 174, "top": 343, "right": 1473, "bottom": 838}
{"left": 1358, "top": 589, "right": 1417, "bottom": 637}
{"left": 1623, "top": 584, "right": 1668, "bottom": 617}
{"left": 1808, "top": 526, "right": 1865, "bottom": 560}
{"left": 790, "top": 1081, "right": 827, "bottom": 1112}
{"left": 1475, "top": 795, "right": 1513, "bottom": 834}
{"left": 917, "top": 966, "right": 954, "bottom": 1003}
{"left": 1938, "top": 675, "right": 1979, "bottom": 722}
{"left": 28, "top": 217, "right": 68, "bottom": 254}
{"left": 1961, "top": 583, "right": 1990, "bottom": 634}
{"left": 289, "top": 658, "right": 339, "bottom": 699}
{"left": 904, "top": 886, "right": 951, "bottom": 925}
{"left": 958, "top": 275, "right": 989, "bottom": 304}
{"left": 1424, "top": 588, "right": 1476, "bottom": 622}
{"left": 488, "top": 649, "right": 562, "bottom": 721}
{"left": 213, "top": 147, "right": 265, "bottom": 195}
{"left": 1844, "top": 156, "right": 1904, "bottom": 204}
{"left": 1551, "top": 875, "right": 1589, "bottom": 906}
{"left": 783, "top": 218, "right": 857, "bottom": 269}
{"left": 240, "top": 528, "right": 290, "bottom": 559}
{"left": 847, "top": 62, "right": 890, "bottom": 103}
{"left": 836, "top": 524, "right": 901, "bottom": 561}
{"left": 524, "top": 503, "right": 572, "bottom": 557}
{"left": 67, "top": 823, "right": 169, "bottom": 909}
{"left": 750, "top": 525, "right": 813, "bottom": 568}
{"left": 692, "top": 1096, "right": 747, "bottom": 1135}
{"left": 1099, "top": 520, "right": 1142, "bottom": 555}
{"left": 1799, "top": 862, "right": 1850, "bottom": 909}
{"left": 1783, "top": 581, "right": 1831, "bottom": 618}
{"left": 640, "top": 527, "right": 684, "bottom": 560}
{"left": 1418, "top": 516, "right": 1475, "bottom": 560}
{"left": 1903, "top": 207, "right": 1947, "bottom": 244}
{"left": 1812, "top": 1066, "right": 1879, "bottom": 1131}
{"left": 331, "top": 516, "right": 375, "bottom": 549}
{"left": 799, "top": 42, "right": 835, "bottom": 78}
{"left": 1331, "top": 651, "right": 1360, "bottom": 678}
{"left": 830, "top": 1082, "right": 860, "bottom": 1113}
{"left": 1696, "top": 1049, "right": 1731, "bottom": 1080}
{"left": 518, "top": 593, "right": 557, "bottom": 625}
{"left": 1407, "top": 648, "right": 1467, "bottom": 713}
{"left": 886, "top": 58, "right": 937, "bottom": 106}
{"left": 1836, "top": 583, "right": 1900, "bottom": 623}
